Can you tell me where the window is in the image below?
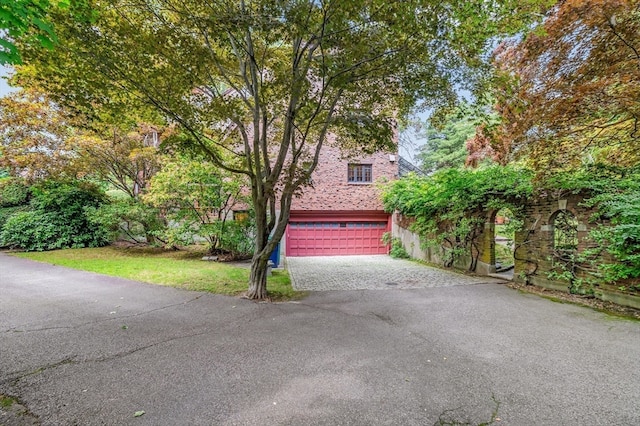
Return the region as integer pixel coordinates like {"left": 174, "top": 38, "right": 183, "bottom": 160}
{"left": 348, "top": 164, "right": 372, "bottom": 183}
{"left": 552, "top": 210, "right": 579, "bottom": 253}
{"left": 233, "top": 210, "right": 249, "bottom": 222}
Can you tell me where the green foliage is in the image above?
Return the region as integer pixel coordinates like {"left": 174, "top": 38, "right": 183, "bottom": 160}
{"left": 0, "top": 205, "right": 27, "bottom": 230}
{"left": 85, "top": 197, "right": 165, "bottom": 244}
{"left": 0, "top": 178, "right": 29, "bottom": 207}
{"left": 219, "top": 220, "right": 255, "bottom": 258}
{"left": 539, "top": 164, "right": 640, "bottom": 291}
{"left": 1, "top": 180, "right": 109, "bottom": 250}
{"left": 416, "top": 105, "right": 480, "bottom": 174}
{"left": 0, "top": 178, "right": 30, "bottom": 234}
{"left": 1, "top": 211, "right": 59, "bottom": 251}
{"left": 145, "top": 158, "right": 253, "bottom": 256}
{"left": 0, "top": 0, "right": 93, "bottom": 64}
{"left": 381, "top": 165, "right": 532, "bottom": 268}
{"left": 588, "top": 189, "right": 640, "bottom": 286}
{"left": 0, "top": 0, "right": 57, "bottom": 64}
{"left": 382, "top": 232, "right": 410, "bottom": 259}
{"left": 382, "top": 165, "right": 533, "bottom": 219}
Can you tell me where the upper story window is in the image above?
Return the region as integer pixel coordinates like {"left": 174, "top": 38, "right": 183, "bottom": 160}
{"left": 348, "top": 164, "right": 372, "bottom": 183}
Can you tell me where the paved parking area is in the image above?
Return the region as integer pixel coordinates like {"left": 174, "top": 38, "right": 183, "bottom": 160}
{"left": 2, "top": 253, "right": 640, "bottom": 425}
{"left": 286, "top": 255, "right": 501, "bottom": 290}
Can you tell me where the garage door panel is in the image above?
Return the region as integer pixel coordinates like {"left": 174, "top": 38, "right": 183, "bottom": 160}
{"left": 286, "top": 219, "right": 389, "bottom": 256}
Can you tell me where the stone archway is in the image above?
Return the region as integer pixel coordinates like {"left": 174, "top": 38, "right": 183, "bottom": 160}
{"left": 477, "top": 208, "right": 516, "bottom": 277}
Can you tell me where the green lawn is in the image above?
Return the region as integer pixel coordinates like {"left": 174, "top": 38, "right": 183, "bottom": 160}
{"left": 15, "top": 246, "right": 303, "bottom": 301}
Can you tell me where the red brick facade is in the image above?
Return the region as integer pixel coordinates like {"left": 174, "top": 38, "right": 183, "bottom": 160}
{"left": 290, "top": 143, "right": 398, "bottom": 211}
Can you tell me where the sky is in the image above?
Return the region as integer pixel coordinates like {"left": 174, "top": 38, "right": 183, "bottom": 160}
{"left": 0, "top": 65, "right": 17, "bottom": 97}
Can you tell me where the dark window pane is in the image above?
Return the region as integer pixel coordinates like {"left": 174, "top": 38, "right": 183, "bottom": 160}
{"left": 348, "top": 164, "right": 372, "bottom": 183}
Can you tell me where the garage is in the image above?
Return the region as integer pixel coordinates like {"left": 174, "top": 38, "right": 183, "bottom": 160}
{"left": 286, "top": 211, "right": 390, "bottom": 256}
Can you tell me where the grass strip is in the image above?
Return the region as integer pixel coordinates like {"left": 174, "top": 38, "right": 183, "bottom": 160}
{"left": 15, "top": 246, "right": 303, "bottom": 301}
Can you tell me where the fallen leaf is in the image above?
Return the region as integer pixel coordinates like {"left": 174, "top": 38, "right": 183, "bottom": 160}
{"left": 134, "top": 410, "right": 145, "bottom": 417}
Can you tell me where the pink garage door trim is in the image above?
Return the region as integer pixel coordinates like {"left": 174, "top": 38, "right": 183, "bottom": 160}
{"left": 286, "top": 212, "right": 390, "bottom": 256}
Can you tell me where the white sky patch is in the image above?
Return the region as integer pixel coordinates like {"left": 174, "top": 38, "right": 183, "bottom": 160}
{"left": 0, "top": 65, "right": 18, "bottom": 97}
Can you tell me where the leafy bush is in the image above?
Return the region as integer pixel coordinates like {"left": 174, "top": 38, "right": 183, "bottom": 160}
{"left": 587, "top": 185, "right": 640, "bottom": 286}
{"left": 0, "top": 205, "right": 28, "bottom": 231}
{"left": 145, "top": 158, "right": 252, "bottom": 255}
{"left": 1, "top": 211, "right": 60, "bottom": 251}
{"left": 382, "top": 232, "right": 410, "bottom": 259}
{"left": 86, "top": 198, "right": 166, "bottom": 244}
{"left": 220, "top": 220, "right": 255, "bottom": 257}
{"left": 0, "top": 178, "right": 29, "bottom": 207}
{"left": 1, "top": 181, "right": 109, "bottom": 251}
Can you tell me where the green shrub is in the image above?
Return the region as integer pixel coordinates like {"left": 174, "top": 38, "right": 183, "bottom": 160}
{"left": 1, "top": 181, "right": 109, "bottom": 251}
{"left": 382, "top": 232, "right": 410, "bottom": 259}
{"left": 588, "top": 188, "right": 640, "bottom": 285}
{"left": 85, "top": 198, "right": 165, "bottom": 244}
{"left": 145, "top": 158, "right": 252, "bottom": 254}
{"left": 0, "top": 178, "right": 29, "bottom": 207}
{"left": 220, "top": 220, "right": 255, "bottom": 257}
{"left": 1, "top": 211, "right": 60, "bottom": 251}
{"left": 0, "top": 205, "right": 28, "bottom": 231}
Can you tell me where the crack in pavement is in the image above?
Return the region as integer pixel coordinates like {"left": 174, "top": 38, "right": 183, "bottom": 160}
{"left": 2, "top": 357, "right": 78, "bottom": 387}
{"left": 2, "top": 294, "right": 206, "bottom": 334}
{"left": 88, "top": 328, "right": 214, "bottom": 363}
{"left": 2, "top": 328, "right": 215, "bottom": 387}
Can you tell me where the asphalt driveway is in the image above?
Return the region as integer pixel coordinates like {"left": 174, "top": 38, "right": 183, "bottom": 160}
{"left": 1, "top": 253, "right": 639, "bottom": 425}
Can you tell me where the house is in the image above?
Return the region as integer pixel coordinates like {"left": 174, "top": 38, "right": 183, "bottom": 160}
{"left": 282, "top": 143, "right": 399, "bottom": 257}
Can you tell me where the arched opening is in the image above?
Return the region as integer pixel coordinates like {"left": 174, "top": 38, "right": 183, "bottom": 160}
{"left": 549, "top": 209, "right": 583, "bottom": 293}
{"left": 493, "top": 207, "right": 516, "bottom": 278}
{"left": 552, "top": 210, "right": 579, "bottom": 255}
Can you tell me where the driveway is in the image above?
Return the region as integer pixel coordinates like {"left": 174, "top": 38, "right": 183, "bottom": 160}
{"left": 1, "top": 253, "right": 640, "bottom": 425}
{"left": 286, "top": 255, "right": 500, "bottom": 290}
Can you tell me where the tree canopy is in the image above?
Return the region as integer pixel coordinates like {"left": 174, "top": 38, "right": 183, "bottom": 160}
{"left": 469, "top": 0, "right": 640, "bottom": 174}
{"left": 14, "top": 0, "right": 550, "bottom": 298}
{"left": 0, "top": 88, "right": 169, "bottom": 192}
{"left": 0, "top": 0, "right": 92, "bottom": 64}
{"left": 414, "top": 105, "right": 480, "bottom": 174}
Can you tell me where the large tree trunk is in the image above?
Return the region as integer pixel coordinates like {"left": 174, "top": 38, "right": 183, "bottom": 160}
{"left": 245, "top": 192, "right": 291, "bottom": 300}
{"left": 247, "top": 253, "right": 269, "bottom": 300}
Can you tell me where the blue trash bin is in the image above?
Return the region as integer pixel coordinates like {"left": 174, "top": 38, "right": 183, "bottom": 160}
{"left": 268, "top": 241, "right": 280, "bottom": 268}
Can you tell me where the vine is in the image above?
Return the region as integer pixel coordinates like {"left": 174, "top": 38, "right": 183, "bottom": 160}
{"left": 381, "top": 165, "right": 533, "bottom": 270}
{"left": 545, "top": 164, "right": 640, "bottom": 292}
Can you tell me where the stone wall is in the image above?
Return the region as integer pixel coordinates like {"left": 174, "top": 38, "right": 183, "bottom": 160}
{"left": 391, "top": 213, "right": 476, "bottom": 272}
{"left": 512, "top": 195, "right": 596, "bottom": 290}
{"left": 392, "top": 195, "right": 640, "bottom": 310}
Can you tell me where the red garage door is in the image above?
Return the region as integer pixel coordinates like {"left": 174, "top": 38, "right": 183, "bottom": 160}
{"left": 286, "top": 212, "right": 390, "bottom": 256}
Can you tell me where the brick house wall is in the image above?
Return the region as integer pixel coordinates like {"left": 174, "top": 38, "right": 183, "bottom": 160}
{"left": 290, "top": 143, "right": 398, "bottom": 211}
{"left": 282, "top": 139, "right": 398, "bottom": 257}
